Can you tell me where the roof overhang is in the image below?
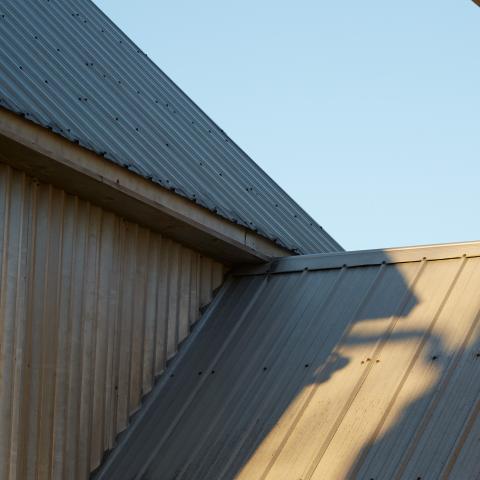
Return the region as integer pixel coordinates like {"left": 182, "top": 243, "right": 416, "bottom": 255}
{"left": 0, "top": 107, "right": 290, "bottom": 265}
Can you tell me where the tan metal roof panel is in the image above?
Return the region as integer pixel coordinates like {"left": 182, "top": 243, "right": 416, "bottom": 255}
{"left": 94, "top": 241, "right": 480, "bottom": 480}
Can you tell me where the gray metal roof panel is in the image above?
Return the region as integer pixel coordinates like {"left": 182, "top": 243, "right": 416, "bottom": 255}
{"left": 94, "top": 241, "right": 480, "bottom": 479}
{"left": 0, "top": 0, "right": 341, "bottom": 254}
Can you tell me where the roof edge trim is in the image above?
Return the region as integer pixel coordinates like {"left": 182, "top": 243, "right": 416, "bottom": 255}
{"left": 234, "top": 240, "right": 480, "bottom": 276}
{"left": 0, "top": 107, "right": 290, "bottom": 263}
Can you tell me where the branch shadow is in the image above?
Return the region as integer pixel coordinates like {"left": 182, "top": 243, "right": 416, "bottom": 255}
{"left": 94, "top": 254, "right": 480, "bottom": 480}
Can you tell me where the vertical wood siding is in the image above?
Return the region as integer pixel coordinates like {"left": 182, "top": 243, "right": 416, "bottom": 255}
{"left": 0, "top": 163, "right": 224, "bottom": 479}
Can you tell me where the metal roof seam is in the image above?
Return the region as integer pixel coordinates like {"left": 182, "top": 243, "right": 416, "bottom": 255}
{"left": 93, "top": 247, "right": 480, "bottom": 479}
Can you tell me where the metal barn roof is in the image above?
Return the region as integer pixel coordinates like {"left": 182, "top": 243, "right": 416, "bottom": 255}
{"left": 95, "top": 241, "right": 480, "bottom": 480}
{"left": 0, "top": 0, "right": 341, "bottom": 255}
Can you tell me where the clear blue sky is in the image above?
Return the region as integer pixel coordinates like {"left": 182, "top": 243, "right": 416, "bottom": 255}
{"left": 95, "top": 0, "right": 480, "bottom": 251}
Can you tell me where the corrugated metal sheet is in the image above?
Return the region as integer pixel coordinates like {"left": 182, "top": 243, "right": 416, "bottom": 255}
{"left": 95, "top": 242, "right": 480, "bottom": 479}
{"left": 0, "top": 163, "right": 224, "bottom": 480}
{"left": 0, "top": 0, "right": 341, "bottom": 255}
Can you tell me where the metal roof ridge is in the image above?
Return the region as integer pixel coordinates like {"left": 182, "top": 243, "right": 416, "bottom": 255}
{"left": 233, "top": 240, "right": 480, "bottom": 276}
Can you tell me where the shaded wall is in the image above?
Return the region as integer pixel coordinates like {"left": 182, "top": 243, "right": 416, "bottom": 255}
{"left": 0, "top": 163, "right": 224, "bottom": 479}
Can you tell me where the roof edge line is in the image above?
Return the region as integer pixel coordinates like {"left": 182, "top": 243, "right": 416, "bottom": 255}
{"left": 0, "top": 107, "right": 290, "bottom": 263}
{"left": 233, "top": 240, "right": 480, "bottom": 276}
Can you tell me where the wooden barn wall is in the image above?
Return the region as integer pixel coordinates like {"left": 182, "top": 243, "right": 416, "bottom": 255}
{"left": 0, "top": 163, "right": 225, "bottom": 480}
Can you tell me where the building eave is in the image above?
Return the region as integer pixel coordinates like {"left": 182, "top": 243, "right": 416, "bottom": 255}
{"left": 0, "top": 107, "right": 291, "bottom": 265}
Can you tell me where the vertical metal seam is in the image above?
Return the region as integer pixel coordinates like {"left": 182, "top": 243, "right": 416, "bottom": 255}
{"left": 74, "top": 200, "right": 90, "bottom": 476}
{"left": 93, "top": 274, "right": 236, "bottom": 480}
{"left": 259, "top": 264, "right": 386, "bottom": 480}
{"left": 304, "top": 260, "right": 428, "bottom": 480}
{"left": 133, "top": 275, "right": 270, "bottom": 480}
{"left": 0, "top": 167, "right": 227, "bottom": 479}
{"left": 0, "top": 165, "right": 12, "bottom": 480}
{"left": 214, "top": 267, "right": 348, "bottom": 480}
{"left": 189, "top": 271, "right": 312, "bottom": 479}
{"left": 440, "top": 395, "right": 480, "bottom": 479}
{"left": 150, "top": 232, "right": 161, "bottom": 383}
{"left": 7, "top": 170, "right": 27, "bottom": 480}
{"left": 59, "top": 195, "right": 77, "bottom": 479}
{"left": 390, "top": 256, "right": 469, "bottom": 480}
{"left": 350, "top": 256, "right": 472, "bottom": 478}
{"left": 48, "top": 188, "right": 66, "bottom": 478}
{"left": 36, "top": 183, "right": 53, "bottom": 477}
{"left": 161, "top": 239, "right": 171, "bottom": 371}
{"left": 88, "top": 206, "right": 105, "bottom": 471}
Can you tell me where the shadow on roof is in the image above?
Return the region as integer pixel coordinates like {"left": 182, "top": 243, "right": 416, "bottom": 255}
{"left": 92, "top": 245, "right": 480, "bottom": 479}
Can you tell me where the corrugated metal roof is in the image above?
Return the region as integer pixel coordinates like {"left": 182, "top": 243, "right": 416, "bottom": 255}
{"left": 94, "top": 241, "right": 480, "bottom": 480}
{"left": 0, "top": 0, "right": 341, "bottom": 255}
